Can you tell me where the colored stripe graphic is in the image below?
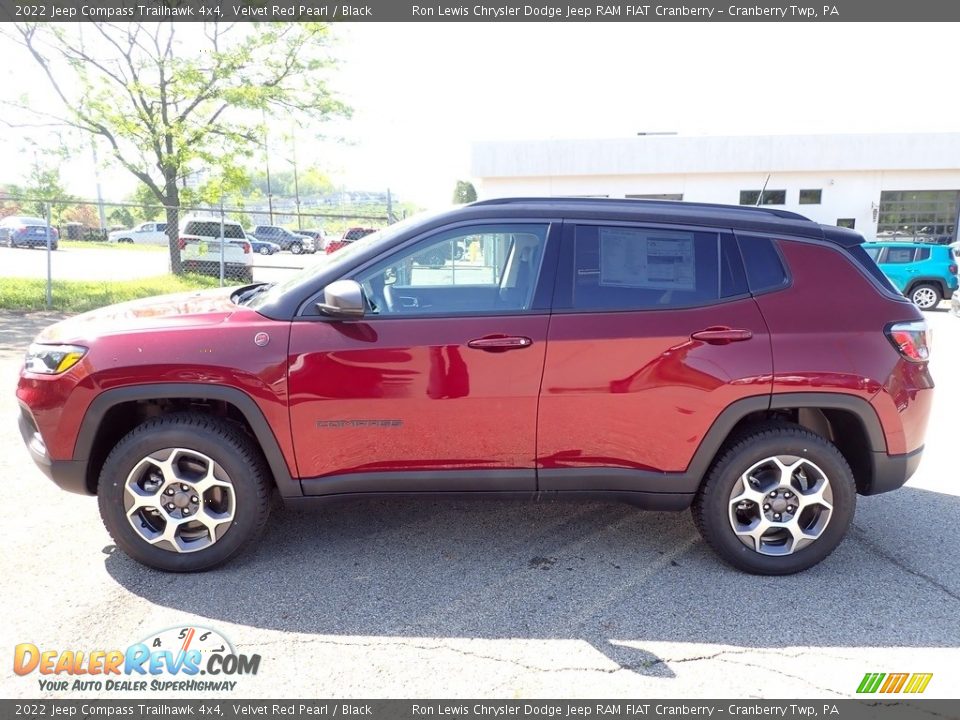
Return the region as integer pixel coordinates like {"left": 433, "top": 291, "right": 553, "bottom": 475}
{"left": 857, "top": 673, "right": 885, "bottom": 693}
{"left": 857, "top": 672, "right": 932, "bottom": 694}
{"left": 904, "top": 673, "right": 933, "bottom": 693}
{"left": 880, "top": 673, "right": 909, "bottom": 693}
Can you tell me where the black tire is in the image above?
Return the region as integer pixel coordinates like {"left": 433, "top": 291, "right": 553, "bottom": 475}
{"left": 290, "top": 241, "right": 302, "bottom": 255}
{"left": 258, "top": 245, "right": 270, "bottom": 255}
{"left": 97, "top": 413, "right": 271, "bottom": 572}
{"left": 691, "top": 423, "right": 856, "bottom": 575}
{"left": 909, "top": 283, "right": 941, "bottom": 310}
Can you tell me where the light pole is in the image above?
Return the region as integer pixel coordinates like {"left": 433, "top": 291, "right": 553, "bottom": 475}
{"left": 289, "top": 124, "right": 301, "bottom": 229}
{"left": 262, "top": 109, "right": 274, "bottom": 224}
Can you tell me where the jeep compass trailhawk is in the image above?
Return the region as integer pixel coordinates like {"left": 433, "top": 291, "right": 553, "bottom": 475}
{"left": 16, "top": 199, "right": 933, "bottom": 574}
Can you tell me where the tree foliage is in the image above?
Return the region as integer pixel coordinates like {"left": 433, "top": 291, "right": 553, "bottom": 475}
{"left": 4, "top": 22, "right": 349, "bottom": 272}
{"left": 453, "top": 180, "right": 478, "bottom": 204}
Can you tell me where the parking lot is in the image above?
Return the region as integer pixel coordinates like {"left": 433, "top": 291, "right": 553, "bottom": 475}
{"left": 1, "top": 307, "right": 958, "bottom": 699}
{"left": 0, "top": 245, "right": 314, "bottom": 283}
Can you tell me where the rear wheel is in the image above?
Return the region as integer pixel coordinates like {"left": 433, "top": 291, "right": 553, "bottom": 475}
{"left": 289, "top": 241, "right": 302, "bottom": 255}
{"left": 909, "top": 283, "right": 941, "bottom": 310}
{"left": 692, "top": 424, "right": 856, "bottom": 575}
{"left": 97, "top": 413, "right": 271, "bottom": 572}
{"left": 258, "top": 245, "right": 271, "bottom": 255}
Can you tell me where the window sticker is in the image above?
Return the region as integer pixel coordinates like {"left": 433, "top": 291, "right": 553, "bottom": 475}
{"left": 599, "top": 227, "right": 696, "bottom": 290}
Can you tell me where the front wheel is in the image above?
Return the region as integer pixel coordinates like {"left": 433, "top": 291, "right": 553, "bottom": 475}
{"left": 289, "top": 242, "right": 302, "bottom": 255}
{"left": 910, "top": 283, "right": 941, "bottom": 310}
{"left": 258, "top": 245, "right": 271, "bottom": 255}
{"left": 97, "top": 413, "right": 271, "bottom": 572}
{"left": 692, "top": 424, "right": 856, "bottom": 575}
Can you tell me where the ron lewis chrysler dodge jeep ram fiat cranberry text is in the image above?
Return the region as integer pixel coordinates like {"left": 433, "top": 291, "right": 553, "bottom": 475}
{"left": 16, "top": 198, "right": 933, "bottom": 574}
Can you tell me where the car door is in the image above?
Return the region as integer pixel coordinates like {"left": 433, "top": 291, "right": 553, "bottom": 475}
{"left": 877, "top": 245, "right": 916, "bottom": 291}
{"left": 537, "top": 221, "right": 773, "bottom": 492}
{"left": 287, "top": 221, "right": 559, "bottom": 495}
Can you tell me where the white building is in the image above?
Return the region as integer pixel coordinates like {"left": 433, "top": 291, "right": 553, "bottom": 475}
{"left": 471, "top": 132, "right": 960, "bottom": 243}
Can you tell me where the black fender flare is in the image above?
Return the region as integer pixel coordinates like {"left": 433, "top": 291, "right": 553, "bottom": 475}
{"left": 74, "top": 383, "right": 298, "bottom": 496}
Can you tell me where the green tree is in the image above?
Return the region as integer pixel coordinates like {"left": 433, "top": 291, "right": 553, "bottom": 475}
{"left": 5, "top": 22, "right": 349, "bottom": 273}
{"left": 453, "top": 180, "right": 478, "bottom": 204}
{"left": 4, "top": 141, "right": 74, "bottom": 222}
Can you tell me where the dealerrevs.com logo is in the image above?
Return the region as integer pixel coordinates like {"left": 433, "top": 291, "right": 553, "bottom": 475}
{"left": 14, "top": 626, "right": 260, "bottom": 693}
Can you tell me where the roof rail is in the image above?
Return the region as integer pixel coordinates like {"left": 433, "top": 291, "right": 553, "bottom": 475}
{"left": 470, "top": 196, "right": 812, "bottom": 222}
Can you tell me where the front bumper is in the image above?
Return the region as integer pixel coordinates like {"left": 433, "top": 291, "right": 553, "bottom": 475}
{"left": 864, "top": 445, "right": 924, "bottom": 495}
{"left": 18, "top": 405, "right": 90, "bottom": 495}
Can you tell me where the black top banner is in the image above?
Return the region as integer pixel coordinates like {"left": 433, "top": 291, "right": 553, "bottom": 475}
{"left": 1, "top": 0, "right": 958, "bottom": 21}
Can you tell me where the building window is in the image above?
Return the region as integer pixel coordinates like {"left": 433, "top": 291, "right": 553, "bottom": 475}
{"left": 799, "top": 189, "right": 822, "bottom": 205}
{"left": 876, "top": 190, "right": 959, "bottom": 243}
{"left": 626, "top": 193, "right": 683, "bottom": 201}
{"left": 837, "top": 218, "right": 856, "bottom": 229}
{"left": 740, "top": 190, "right": 786, "bottom": 206}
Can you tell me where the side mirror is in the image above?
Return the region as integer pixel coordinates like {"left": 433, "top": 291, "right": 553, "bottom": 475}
{"left": 316, "top": 279, "right": 365, "bottom": 319}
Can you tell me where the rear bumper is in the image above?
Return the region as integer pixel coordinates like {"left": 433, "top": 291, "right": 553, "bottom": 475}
{"left": 18, "top": 405, "right": 90, "bottom": 495}
{"left": 864, "top": 445, "right": 924, "bottom": 496}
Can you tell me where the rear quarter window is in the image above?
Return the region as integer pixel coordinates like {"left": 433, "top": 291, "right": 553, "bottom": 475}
{"left": 737, "top": 235, "right": 789, "bottom": 293}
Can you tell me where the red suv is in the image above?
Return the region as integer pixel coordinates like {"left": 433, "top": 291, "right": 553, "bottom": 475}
{"left": 16, "top": 199, "right": 933, "bottom": 574}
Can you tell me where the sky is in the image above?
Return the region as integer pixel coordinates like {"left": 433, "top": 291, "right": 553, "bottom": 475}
{"left": 1, "top": 22, "right": 959, "bottom": 207}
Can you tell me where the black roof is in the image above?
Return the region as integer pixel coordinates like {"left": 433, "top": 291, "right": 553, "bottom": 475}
{"left": 465, "top": 197, "right": 862, "bottom": 248}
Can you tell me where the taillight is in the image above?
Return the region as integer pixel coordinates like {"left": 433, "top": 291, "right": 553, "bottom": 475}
{"left": 886, "top": 320, "right": 931, "bottom": 362}
{"left": 949, "top": 263, "right": 958, "bottom": 275}
{"left": 177, "top": 237, "right": 187, "bottom": 250}
{"left": 242, "top": 242, "right": 251, "bottom": 254}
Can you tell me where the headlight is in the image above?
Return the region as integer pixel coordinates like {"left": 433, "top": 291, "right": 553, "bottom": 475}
{"left": 24, "top": 344, "right": 87, "bottom": 374}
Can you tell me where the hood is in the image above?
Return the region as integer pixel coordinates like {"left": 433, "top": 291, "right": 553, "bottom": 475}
{"left": 36, "top": 287, "right": 243, "bottom": 344}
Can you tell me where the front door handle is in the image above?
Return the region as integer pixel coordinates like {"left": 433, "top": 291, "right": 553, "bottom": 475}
{"left": 467, "top": 335, "right": 533, "bottom": 352}
{"left": 690, "top": 327, "right": 753, "bottom": 344}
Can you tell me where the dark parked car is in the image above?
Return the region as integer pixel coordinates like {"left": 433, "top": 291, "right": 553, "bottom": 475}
{"left": 251, "top": 225, "right": 312, "bottom": 254}
{"left": 244, "top": 233, "right": 281, "bottom": 256}
{"left": 0, "top": 216, "right": 59, "bottom": 249}
{"left": 17, "top": 198, "right": 932, "bottom": 575}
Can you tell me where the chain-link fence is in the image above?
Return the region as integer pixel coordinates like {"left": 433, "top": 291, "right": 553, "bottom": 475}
{"left": 0, "top": 194, "right": 395, "bottom": 311}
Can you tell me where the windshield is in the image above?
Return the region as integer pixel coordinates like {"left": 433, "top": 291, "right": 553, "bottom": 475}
{"left": 245, "top": 211, "right": 440, "bottom": 309}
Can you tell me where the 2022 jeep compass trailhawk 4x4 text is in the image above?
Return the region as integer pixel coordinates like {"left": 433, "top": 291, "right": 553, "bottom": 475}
{"left": 16, "top": 198, "right": 934, "bottom": 574}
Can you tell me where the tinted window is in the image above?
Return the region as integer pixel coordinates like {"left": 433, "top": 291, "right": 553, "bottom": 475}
{"left": 184, "top": 221, "right": 245, "bottom": 240}
{"left": 738, "top": 236, "right": 789, "bottom": 293}
{"left": 740, "top": 190, "right": 786, "bottom": 206}
{"left": 571, "top": 226, "right": 744, "bottom": 311}
{"left": 884, "top": 247, "right": 915, "bottom": 264}
{"left": 799, "top": 189, "right": 822, "bottom": 204}
{"left": 915, "top": 248, "right": 931, "bottom": 261}
{"left": 354, "top": 224, "right": 548, "bottom": 316}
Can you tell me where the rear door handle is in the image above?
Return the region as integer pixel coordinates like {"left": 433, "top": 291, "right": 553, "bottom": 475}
{"left": 690, "top": 327, "right": 753, "bottom": 344}
{"left": 467, "top": 335, "right": 533, "bottom": 352}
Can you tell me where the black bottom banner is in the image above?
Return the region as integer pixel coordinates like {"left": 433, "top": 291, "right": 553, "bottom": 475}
{"left": 1, "top": 700, "right": 957, "bottom": 720}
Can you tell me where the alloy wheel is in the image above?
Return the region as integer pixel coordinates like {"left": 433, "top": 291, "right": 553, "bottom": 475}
{"left": 728, "top": 455, "right": 833, "bottom": 556}
{"left": 912, "top": 286, "right": 938, "bottom": 309}
{"left": 123, "top": 448, "right": 236, "bottom": 553}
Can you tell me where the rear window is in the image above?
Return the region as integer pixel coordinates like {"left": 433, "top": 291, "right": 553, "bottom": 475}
{"left": 738, "top": 236, "right": 789, "bottom": 293}
{"left": 184, "top": 220, "right": 245, "bottom": 240}
{"left": 570, "top": 226, "right": 746, "bottom": 311}
{"left": 884, "top": 247, "right": 915, "bottom": 264}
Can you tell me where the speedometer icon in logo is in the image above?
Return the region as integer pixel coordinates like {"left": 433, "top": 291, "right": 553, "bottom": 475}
{"left": 140, "top": 625, "right": 234, "bottom": 667}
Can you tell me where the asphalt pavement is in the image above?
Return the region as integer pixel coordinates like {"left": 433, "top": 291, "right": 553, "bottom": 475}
{"left": 1, "top": 308, "right": 958, "bottom": 699}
